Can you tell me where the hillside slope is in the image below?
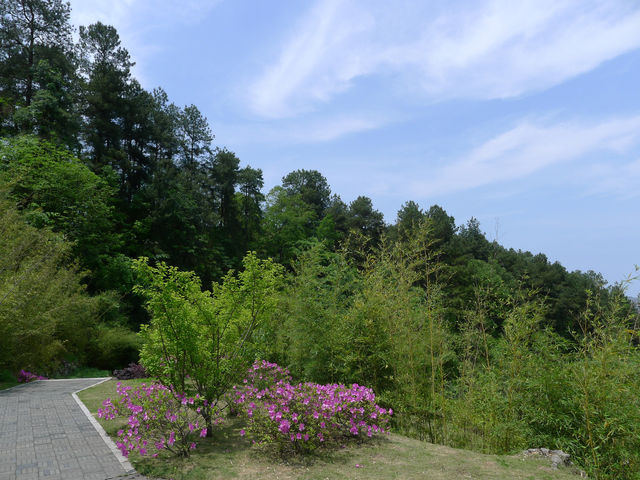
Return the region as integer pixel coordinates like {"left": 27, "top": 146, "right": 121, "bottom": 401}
{"left": 79, "top": 379, "right": 583, "bottom": 480}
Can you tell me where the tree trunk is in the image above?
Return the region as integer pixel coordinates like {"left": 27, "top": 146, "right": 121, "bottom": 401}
{"left": 25, "top": 2, "right": 36, "bottom": 106}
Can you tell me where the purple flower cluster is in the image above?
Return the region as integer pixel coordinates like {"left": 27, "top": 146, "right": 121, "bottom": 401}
{"left": 244, "top": 360, "right": 292, "bottom": 391}
{"left": 17, "top": 369, "right": 47, "bottom": 383}
{"left": 232, "top": 361, "right": 392, "bottom": 453}
{"left": 98, "top": 382, "right": 213, "bottom": 457}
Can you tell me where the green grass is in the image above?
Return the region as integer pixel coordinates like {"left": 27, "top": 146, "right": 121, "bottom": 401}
{"left": 78, "top": 380, "right": 584, "bottom": 480}
{"left": 0, "top": 370, "right": 18, "bottom": 391}
{"left": 0, "top": 379, "right": 19, "bottom": 391}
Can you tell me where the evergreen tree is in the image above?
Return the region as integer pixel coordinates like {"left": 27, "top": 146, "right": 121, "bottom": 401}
{"left": 0, "top": 0, "right": 76, "bottom": 141}
{"left": 236, "top": 165, "right": 264, "bottom": 252}
{"left": 282, "top": 169, "right": 331, "bottom": 220}
{"left": 347, "top": 195, "right": 385, "bottom": 242}
{"left": 177, "top": 104, "right": 213, "bottom": 169}
{"left": 78, "top": 21, "right": 133, "bottom": 173}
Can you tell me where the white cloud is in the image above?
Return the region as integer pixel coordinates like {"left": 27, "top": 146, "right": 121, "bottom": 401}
{"left": 247, "top": 0, "right": 640, "bottom": 117}
{"left": 248, "top": 0, "right": 376, "bottom": 118}
{"left": 68, "top": 0, "right": 221, "bottom": 86}
{"left": 408, "top": 115, "right": 640, "bottom": 196}
{"left": 217, "top": 112, "right": 390, "bottom": 145}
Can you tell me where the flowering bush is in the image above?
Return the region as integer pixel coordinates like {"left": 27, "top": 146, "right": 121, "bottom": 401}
{"left": 232, "top": 361, "right": 392, "bottom": 454}
{"left": 112, "top": 363, "right": 148, "bottom": 380}
{"left": 17, "top": 369, "right": 47, "bottom": 382}
{"left": 243, "top": 360, "right": 292, "bottom": 391}
{"left": 98, "top": 382, "right": 217, "bottom": 457}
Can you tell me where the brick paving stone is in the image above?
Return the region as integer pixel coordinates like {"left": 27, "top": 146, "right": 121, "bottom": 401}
{"left": 0, "top": 380, "right": 151, "bottom": 480}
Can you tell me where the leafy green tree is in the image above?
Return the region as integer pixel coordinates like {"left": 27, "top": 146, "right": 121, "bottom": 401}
{"left": 0, "top": 196, "right": 100, "bottom": 373}
{"left": 144, "top": 160, "right": 214, "bottom": 274}
{"left": 347, "top": 195, "right": 385, "bottom": 243}
{"left": 0, "top": 0, "right": 73, "bottom": 109}
{"left": 426, "top": 204, "right": 456, "bottom": 248}
{"left": 282, "top": 169, "right": 331, "bottom": 219}
{"left": 119, "top": 80, "right": 157, "bottom": 206}
{"left": 453, "top": 217, "right": 491, "bottom": 262}
{"left": 394, "top": 200, "right": 425, "bottom": 241}
{"left": 208, "top": 148, "right": 240, "bottom": 241}
{"left": 134, "top": 252, "right": 284, "bottom": 434}
{"left": 315, "top": 214, "right": 341, "bottom": 247}
{"left": 326, "top": 194, "right": 349, "bottom": 227}
{"left": 261, "top": 186, "right": 315, "bottom": 264}
{"left": 12, "top": 58, "right": 79, "bottom": 147}
{"left": 566, "top": 287, "right": 640, "bottom": 478}
{"left": 147, "top": 87, "right": 180, "bottom": 162}
{"left": 0, "top": 135, "right": 119, "bottom": 287}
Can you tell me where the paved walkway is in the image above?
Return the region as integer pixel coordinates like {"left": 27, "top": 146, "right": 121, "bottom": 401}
{"left": 0, "top": 379, "right": 139, "bottom": 480}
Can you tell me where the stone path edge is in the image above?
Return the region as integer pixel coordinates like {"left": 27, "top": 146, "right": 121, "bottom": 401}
{"left": 71, "top": 377, "right": 136, "bottom": 474}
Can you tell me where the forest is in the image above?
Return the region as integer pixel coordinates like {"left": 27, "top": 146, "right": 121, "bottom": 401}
{"left": 1, "top": 1, "right": 639, "bottom": 479}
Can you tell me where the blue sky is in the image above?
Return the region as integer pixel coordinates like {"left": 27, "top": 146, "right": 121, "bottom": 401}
{"left": 69, "top": 0, "right": 640, "bottom": 296}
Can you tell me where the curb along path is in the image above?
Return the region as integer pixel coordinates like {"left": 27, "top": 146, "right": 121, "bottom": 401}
{"left": 0, "top": 379, "right": 141, "bottom": 480}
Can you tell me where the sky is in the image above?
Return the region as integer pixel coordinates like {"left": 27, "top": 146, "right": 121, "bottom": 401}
{"left": 69, "top": 0, "right": 640, "bottom": 296}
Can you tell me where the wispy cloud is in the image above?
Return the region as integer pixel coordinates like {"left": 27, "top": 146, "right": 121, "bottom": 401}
{"left": 247, "top": 0, "right": 640, "bottom": 117}
{"left": 408, "top": 115, "right": 640, "bottom": 196}
{"left": 69, "top": 0, "right": 221, "bottom": 86}
{"left": 247, "top": 0, "right": 376, "bottom": 118}
{"left": 217, "top": 112, "right": 391, "bottom": 146}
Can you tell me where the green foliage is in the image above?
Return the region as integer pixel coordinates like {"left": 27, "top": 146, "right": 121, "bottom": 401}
{"left": 0, "top": 0, "right": 74, "bottom": 136}
{"left": 0, "top": 196, "right": 101, "bottom": 373}
{"left": 261, "top": 186, "right": 316, "bottom": 264}
{"left": 267, "top": 217, "right": 640, "bottom": 479}
{"left": 134, "top": 252, "right": 283, "bottom": 433}
{"left": 0, "top": 369, "right": 19, "bottom": 390}
{"left": 89, "top": 324, "right": 142, "bottom": 370}
{"left": 282, "top": 169, "right": 331, "bottom": 220}
{"left": 274, "top": 242, "right": 359, "bottom": 383}
{"left": 347, "top": 195, "right": 385, "bottom": 244}
{"left": 356, "top": 223, "right": 451, "bottom": 444}
{"left": 235, "top": 165, "right": 265, "bottom": 252}
{"left": 78, "top": 21, "right": 133, "bottom": 171}
{"left": 0, "top": 135, "right": 119, "bottom": 285}
{"left": 177, "top": 104, "right": 213, "bottom": 167}
{"left": 447, "top": 282, "right": 640, "bottom": 480}
{"left": 565, "top": 287, "right": 640, "bottom": 479}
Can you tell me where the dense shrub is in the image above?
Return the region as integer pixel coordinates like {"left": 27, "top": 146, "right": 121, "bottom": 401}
{"left": 112, "top": 363, "right": 148, "bottom": 380}
{"left": 99, "top": 382, "right": 215, "bottom": 457}
{"left": 17, "top": 370, "right": 47, "bottom": 382}
{"left": 89, "top": 325, "right": 141, "bottom": 370}
{"left": 0, "top": 198, "right": 101, "bottom": 374}
{"left": 232, "top": 361, "right": 392, "bottom": 454}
